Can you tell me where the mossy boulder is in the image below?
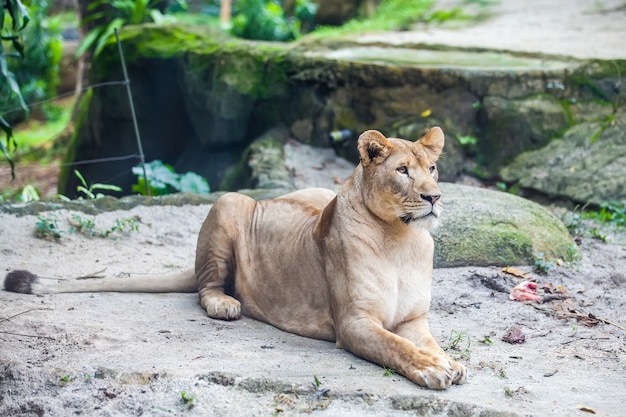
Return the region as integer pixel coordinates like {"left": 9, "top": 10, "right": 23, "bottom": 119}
{"left": 434, "top": 183, "right": 575, "bottom": 267}
{"left": 221, "top": 128, "right": 295, "bottom": 192}
{"left": 477, "top": 94, "right": 571, "bottom": 172}
{"left": 500, "top": 107, "right": 626, "bottom": 205}
{"left": 60, "top": 23, "right": 624, "bottom": 202}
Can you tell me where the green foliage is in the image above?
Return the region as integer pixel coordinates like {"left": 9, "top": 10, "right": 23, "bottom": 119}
{"left": 36, "top": 212, "right": 139, "bottom": 241}
{"left": 179, "top": 391, "right": 195, "bottom": 410}
{"left": 478, "top": 335, "right": 493, "bottom": 345}
{"left": 382, "top": 366, "right": 395, "bottom": 377}
{"left": 1, "top": 0, "right": 30, "bottom": 176}
{"left": 566, "top": 243, "right": 580, "bottom": 264}
{"left": 68, "top": 213, "right": 140, "bottom": 238}
{"left": 1, "top": 183, "right": 40, "bottom": 202}
{"left": 457, "top": 134, "right": 478, "bottom": 146}
{"left": 35, "top": 214, "right": 63, "bottom": 241}
{"left": 562, "top": 202, "right": 624, "bottom": 244}
{"left": 77, "top": 0, "right": 184, "bottom": 57}
{"left": 315, "top": 0, "right": 434, "bottom": 35}
{"left": 231, "top": 0, "right": 317, "bottom": 41}
{"left": 132, "top": 160, "right": 210, "bottom": 196}
{"left": 422, "top": 7, "right": 468, "bottom": 24}
{"left": 585, "top": 201, "right": 626, "bottom": 228}
{"left": 59, "top": 169, "right": 123, "bottom": 200}
{"left": 1, "top": 0, "right": 62, "bottom": 124}
{"left": 533, "top": 252, "right": 554, "bottom": 274}
{"left": 9, "top": 98, "right": 73, "bottom": 159}
{"left": 443, "top": 330, "right": 471, "bottom": 359}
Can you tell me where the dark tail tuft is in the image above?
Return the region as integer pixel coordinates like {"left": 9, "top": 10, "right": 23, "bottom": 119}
{"left": 4, "top": 270, "right": 39, "bottom": 294}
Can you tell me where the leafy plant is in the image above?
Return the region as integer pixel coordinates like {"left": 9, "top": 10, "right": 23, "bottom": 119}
{"left": 314, "top": 0, "right": 434, "bottom": 36}
{"left": 35, "top": 214, "right": 63, "bottom": 241}
{"left": 1, "top": 0, "right": 63, "bottom": 125}
{"left": 585, "top": 201, "right": 626, "bottom": 229}
{"left": 478, "top": 335, "right": 493, "bottom": 345}
{"left": 59, "top": 169, "right": 122, "bottom": 200}
{"left": 1, "top": 183, "right": 40, "bottom": 202}
{"left": 566, "top": 243, "right": 580, "bottom": 264}
{"left": 68, "top": 214, "right": 140, "bottom": 238}
{"left": 457, "top": 134, "right": 478, "bottom": 146}
{"left": 77, "top": 0, "right": 183, "bottom": 57}
{"left": 382, "top": 366, "right": 395, "bottom": 377}
{"left": 562, "top": 202, "right": 622, "bottom": 244}
{"left": 533, "top": 252, "right": 554, "bottom": 274}
{"left": 422, "top": 7, "right": 468, "bottom": 24}
{"left": 132, "top": 160, "right": 210, "bottom": 196}
{"left": 443, "top": 330, "right": 471, "bottom": 359}
{"left": 179, "top": 391, "right": 195, "bottom": 410}
{"left": 231, "top": 0, "right": 317, "bottom": 41}
{"left": 1, "top": 0, "right": 30, "bottom": 176}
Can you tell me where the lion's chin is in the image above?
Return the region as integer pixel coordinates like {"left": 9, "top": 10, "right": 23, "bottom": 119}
{"left": 400, "top": 212, "right": 439, "bottom": 229}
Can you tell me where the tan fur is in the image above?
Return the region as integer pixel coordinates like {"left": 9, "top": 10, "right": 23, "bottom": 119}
{"left": 195, "top": 127, "right": 466, "bottom": 389}
{"left": 5, "top": 127, "right": 466, "bottom": 390}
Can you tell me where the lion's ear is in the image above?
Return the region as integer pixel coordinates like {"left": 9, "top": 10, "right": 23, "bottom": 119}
{"left": 417, "top": 127, "right": 445, "bottom": 160}
{"left": 358, "top": 130, "right": 392, "bottom": 166}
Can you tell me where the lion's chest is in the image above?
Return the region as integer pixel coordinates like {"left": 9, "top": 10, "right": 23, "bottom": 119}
{"left": 347, "top": 237, "right": 434, "bottom": 331}
{"left": 379, "top": 250, "right": 433, "bottom": 330}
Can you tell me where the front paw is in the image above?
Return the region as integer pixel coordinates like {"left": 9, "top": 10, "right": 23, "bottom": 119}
{"left": 205, "top": 296, "right": 241, "bottom": 320}
{"left": 450, "top": 359, "right": 467, "bottom": 385}
{"left": 411, "top": 354, "right": 464, "bottom": 390}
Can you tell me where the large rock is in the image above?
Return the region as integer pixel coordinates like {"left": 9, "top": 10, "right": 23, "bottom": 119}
{"left": 477, "top": 94, "right": 571, "bottom": 172}
{"left": 59, "top": 24, "right": 623, "bottom": 198}
{"left": 220, "top": 128, "right": 296, "bottom": 192}
{"left": 434, "top": 183, "right": 575, "bottom": 267}
{"left": 500, "top": 107, "right": 626, "bottom": 205}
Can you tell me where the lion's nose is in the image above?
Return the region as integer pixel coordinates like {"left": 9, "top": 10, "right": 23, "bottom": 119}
{"left": 421, "top": 194, "right": 441, "bottom": 205}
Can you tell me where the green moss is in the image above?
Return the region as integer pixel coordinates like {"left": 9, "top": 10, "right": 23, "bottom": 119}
{"left": 219, "top": 134, "right": 286, "bottom": 191}
{"left": 561, "top": 100, "right": 575, "bottom": 125}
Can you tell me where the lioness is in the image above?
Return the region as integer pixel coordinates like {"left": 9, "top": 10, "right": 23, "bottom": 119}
{"left": 4, "top": 128, "right": 466, "bottom": 389}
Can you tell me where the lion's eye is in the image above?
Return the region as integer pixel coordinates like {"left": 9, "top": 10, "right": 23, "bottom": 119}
{"left": 397, "top": 166, "right": 408, "bottom": 175}
{"left": 429, "top": 165, "right": 436, "bottom": 175}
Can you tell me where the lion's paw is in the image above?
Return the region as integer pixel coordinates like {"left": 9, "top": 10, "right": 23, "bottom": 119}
{"left": 411, "top": 354, "right": 459, "bottom": 390}
{"left": 205, "top": 296, "right": 241, "bottom": 320}
{"left": 450, "top": 359, "right": 467, "bottom": 385}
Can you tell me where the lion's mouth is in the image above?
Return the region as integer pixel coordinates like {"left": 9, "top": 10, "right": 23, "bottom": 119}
{"left": 400, "top": 211, "right": 436, "bottom": 224}
{"left": 400, "top": 214, "right": 413, "bottom": 224}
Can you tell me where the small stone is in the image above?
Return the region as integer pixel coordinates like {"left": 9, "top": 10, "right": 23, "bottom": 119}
{"left": 501, "top": 325, "right": 526, "bottom": 344}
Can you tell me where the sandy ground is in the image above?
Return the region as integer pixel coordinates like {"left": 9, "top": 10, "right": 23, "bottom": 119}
{"left": 1, "top": 142, "right": 625, "bottom": 417}
{"left": 2, "top": 1, "right": 626, "bottom": 416}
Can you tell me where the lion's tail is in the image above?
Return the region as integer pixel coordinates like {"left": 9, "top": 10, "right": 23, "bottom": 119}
{"left": 3, "top": 269, "right": 197, "bottom": 295}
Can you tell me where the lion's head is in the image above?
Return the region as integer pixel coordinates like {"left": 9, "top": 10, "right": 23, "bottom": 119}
{"left": 356, "top": 127, "right": 444, "bottom": 229}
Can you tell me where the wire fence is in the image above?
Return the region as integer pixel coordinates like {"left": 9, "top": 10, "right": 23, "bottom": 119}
{"left": 2, "top": 32, "right": 151, "bottom": 194}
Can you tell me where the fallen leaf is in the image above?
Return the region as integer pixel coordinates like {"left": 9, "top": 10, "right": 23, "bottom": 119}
{"left": 576, "top": 404, "right": 597, "bottom": 414}
{"left": 420, "top": 109, "right": 432, "bottom": 118}
{"left": 555, "top": 285, "right": 569, "bottom": 295}
{"left": 502, "top": 267, "right": 531, "bottom": 279}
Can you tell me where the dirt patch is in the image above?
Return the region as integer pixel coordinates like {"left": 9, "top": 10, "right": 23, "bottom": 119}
{"left": 1, "top": 142, "right": 625, "bottom": 416}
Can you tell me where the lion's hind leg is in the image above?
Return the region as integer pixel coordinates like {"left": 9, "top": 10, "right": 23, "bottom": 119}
{"left": 195, "top": 193, "right": 255, "bottom": 320}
